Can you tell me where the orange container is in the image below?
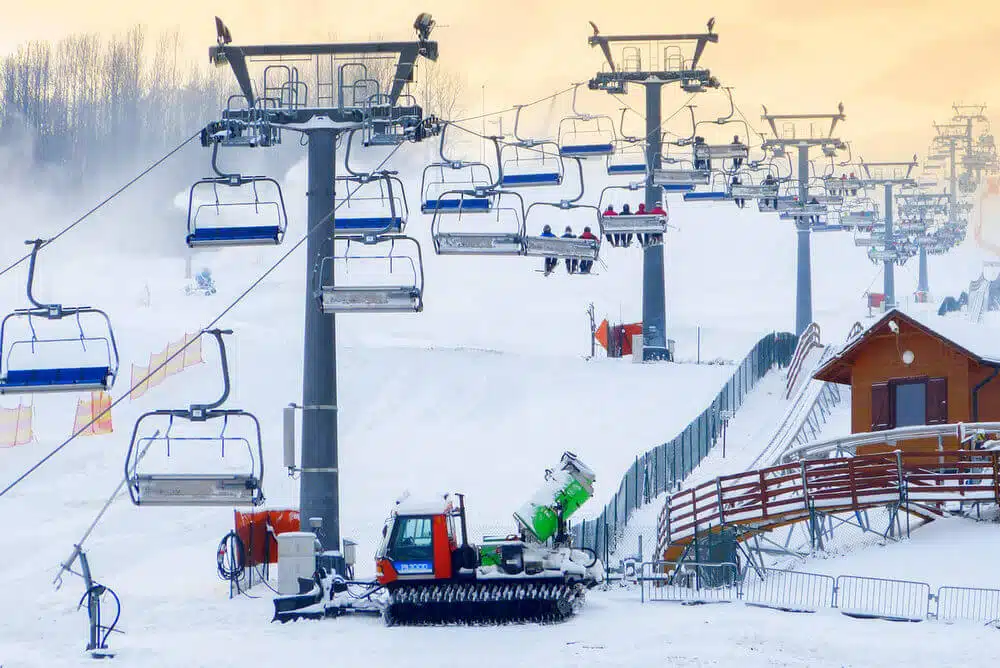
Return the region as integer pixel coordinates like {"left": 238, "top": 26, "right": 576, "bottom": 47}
{"left": 234, "top": 509, "right": 301, "bottom": 565}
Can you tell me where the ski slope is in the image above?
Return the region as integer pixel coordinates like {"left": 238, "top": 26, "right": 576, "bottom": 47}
{"left": 0, "top": 140, "right": 996, "bottom": 666}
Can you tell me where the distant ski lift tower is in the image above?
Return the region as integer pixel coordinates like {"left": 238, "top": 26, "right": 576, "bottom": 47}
{"left": 587, "top": 19, "right": 720, "bottom": 361}
{"left": 933, "top": 121, "right": 972, "bottom": 241}
{"left": 760, "top": 105, "right": 847, "bottom": 335}
{"left": 857, "top": 156, "right": 918, "bottom": 309}
{"left": 896, "top": 190, "right": 949, "bottom": 298}
{"left": 207, "top": 15, "right": 439, "bottom": 564}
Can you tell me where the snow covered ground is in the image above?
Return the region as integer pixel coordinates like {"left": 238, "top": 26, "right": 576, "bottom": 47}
{"left": 1, "top": 138, "right": 998, "bottom": 665}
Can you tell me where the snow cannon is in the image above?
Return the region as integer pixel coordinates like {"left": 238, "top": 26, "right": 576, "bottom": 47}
{"left": 514, "top": 452, "right": 595, "bottom": 542}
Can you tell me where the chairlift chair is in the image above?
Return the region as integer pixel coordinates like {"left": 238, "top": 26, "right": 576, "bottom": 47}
{"left": 606, "top": 140, "right": 648, "bottom": 176}
{"left": 0, "top": 240, "right": 119, "bottom": 395}
{"left": 124, "top": 329, "right": 264, "bottom": 507}
{"left": 683, "top": 173, "right": 734, "bottom": 202}
{"left": 431, "top": 189, "right": 526, "bottom": 256}
{"left": 499, "top": 142, "right": 565, "bottom": 187}
{"left": 419, "top": 124, "right": 498, "bottom": 214}
{"left": 186, "top": 142, "right": 288, "bottom": 248}
{"left": 523, "top": 203, "right": 601, "bottom": 261}
{"left": 557, "top": 84, "right": 616, "bottom": 158}
{"left": 652, "top": 167, "right": 711, "bottom": 188}
{"left": 317, "top": 236, "right": 424, "bottom": 313}
{"left": 597, "top": 184, "right": 668, "bottom": 237}
{"left": 334, "top": 172, "right": 409, "bottom": 238}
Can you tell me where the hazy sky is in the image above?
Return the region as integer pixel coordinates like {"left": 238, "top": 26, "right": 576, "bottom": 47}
{"left": 3, "top": 1, "right": 998, "bottom": 160}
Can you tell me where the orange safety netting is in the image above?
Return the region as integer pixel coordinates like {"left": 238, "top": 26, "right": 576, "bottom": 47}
{"left": 0, "top": 404, "right": 33, "bottom": 447}
{"left": 73, "top": 391, "right": 113, "bottom": 436}
{"left": 129, "top": 333, "right": 204, "bottom": 401}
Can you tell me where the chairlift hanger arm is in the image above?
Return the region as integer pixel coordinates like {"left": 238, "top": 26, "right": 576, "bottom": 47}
{"left": 189, "top": 329, "right": 234, "bottom": 416}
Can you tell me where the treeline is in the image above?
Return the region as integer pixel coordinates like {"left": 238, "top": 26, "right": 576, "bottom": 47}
{"left": 0, "top": 26, "right": 231, "bottom": 179}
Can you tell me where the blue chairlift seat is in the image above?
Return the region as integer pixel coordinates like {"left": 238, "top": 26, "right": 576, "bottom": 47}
{"left": 335, "top": 216, "right": 404, "bottom": 237}
{"left": 608, "top": 163, "right": 646, "bottom": 175}
{"left": 560, "top": 143, "right": 615, "bottom": 158}
{"left": 501, "top": 172, "right": 562, "bottom": 187}
{"left": 421, "top": 197, "right": 491, "bottom": 214}
{"left": 683, "top": 191, "right": 731, "bottom": 202}
{"left": 2, "top": 365, "right": 111, "bottom": 393}
{"left": 187, "top": 225, "right": 283, "bottom": 247}
{"left": 661, "top": 184, "right": 696, "bottom": 193}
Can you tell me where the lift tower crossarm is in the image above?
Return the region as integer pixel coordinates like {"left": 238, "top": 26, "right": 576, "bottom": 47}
{"left": 761, "top": 105, "right": 846, "bottom": 142}
{"left": 210, "top": 24, "right": 438, "bottom": 108}
{"left": 588, "top": 32, "right": 719, "bottom": 72}
{"left": 587, "top": 21, "right": 720, "bottom": 94}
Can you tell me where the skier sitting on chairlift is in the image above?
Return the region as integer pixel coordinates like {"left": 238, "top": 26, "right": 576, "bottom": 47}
{"left": 731, "top": 135, "right": 744, "bottom": 169}
{"left": 620, "top": 203, "right": 633, "bottom": 248}
{"left": 579, "top": 227, "right": 597, "bottom": 274}
{"left": 603, "top": 204, "right": 619, "bottom": 247}
{"left": 562, "top": 226, "right": 579, "bottom": 274}
{"left": 648, "top": 203, "right": 667, "bottom": 245}
{"left": 540, "top": 224, "right": 558, "bottom": 276}
{"left": 732, "top": 175, "right": 745, "bottom": 209}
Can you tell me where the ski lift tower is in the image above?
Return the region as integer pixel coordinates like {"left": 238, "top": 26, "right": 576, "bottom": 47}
{"left": 760, "top": 105, "right": 847, "bottom": 335}
{"left": 897, "top": 191, "right": 950, "bottom": 298}
{"left": 207, "top": 16, "right": 439, "bottom": 560}
{"left": 933, "top": 121, "right": 972, "bottom": 231}
{"left": 587, "top": 19, "right": 720, "bottom": 361}
{"left": 953, "top": 104, "right": 992, "bottom": 182}
{"left": 857, "top": 157, "right": 918, "bottom": 309}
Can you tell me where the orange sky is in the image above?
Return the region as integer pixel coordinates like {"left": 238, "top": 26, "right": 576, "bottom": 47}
{"left": 3, "top": 1, "right": 998, "bottom": 159}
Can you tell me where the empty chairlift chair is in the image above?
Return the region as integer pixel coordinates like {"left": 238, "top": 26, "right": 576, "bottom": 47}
{"left": 419, "top": 124, "right": 498, "bottom": 214}
{"left": 317, "top": 236, "right": 424, "bottom": 313}
{"left": 186, "top": 143, "right": 288, "bottom": 248}
{"left": 606, "top": 140, "right": 647, "bottom": 176}
{"left": 334, "top": 172, "right": 409, "bottom": 238}
{"left": 431, "top": 189, "right": 526, "bottom": 256}
{"left": 683, "top": 173, "right": 734, "bottom": 202}
{"left": 124, "top": 329, "right": 265, "bottom": 507}
{"left": 557, "top": 84, "right": 616, "bottom": 158}
{"left": 0, "top": 240, "right": 119, "bottom": 394}
{"left": 500, "top": 143, "right": 565, "bottom": 188}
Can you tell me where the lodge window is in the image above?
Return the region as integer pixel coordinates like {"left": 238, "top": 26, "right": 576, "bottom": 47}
{"left": 871, "top": 377, "right": 948, "bottom": 431}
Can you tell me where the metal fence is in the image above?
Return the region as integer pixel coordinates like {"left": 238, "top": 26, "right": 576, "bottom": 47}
{"left": 571, "top": 331, "right": 798, "bottom": 564}
{"left": 742, "top": 568, "right": 835, "bottom": 613}
{"left": 641, "top": 562, "right": 1000, "bottom": 625}
{"left": 641, "top": 561, "right": 740, "bottom": 603}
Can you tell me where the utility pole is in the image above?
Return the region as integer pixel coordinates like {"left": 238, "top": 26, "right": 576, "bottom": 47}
{"left": 208, "top": 15, "right": 439, "bottom": 562}
{"left": 587, "top": 20, "right": 720, "bottom": 360}
{"left": 759, "top": 105, "right": 847, "bottom": 334}
{"left": 857, "top": 156, "right": 918, "bottom": 309}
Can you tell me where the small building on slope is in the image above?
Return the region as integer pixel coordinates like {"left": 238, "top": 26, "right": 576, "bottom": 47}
{"left": 813, "top": 309, "right": 1000, "bottom": 453}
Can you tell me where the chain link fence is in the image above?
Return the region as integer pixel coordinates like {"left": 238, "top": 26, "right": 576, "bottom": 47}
{"left": 571, "top": 332, "right": 797, "bottom": 565}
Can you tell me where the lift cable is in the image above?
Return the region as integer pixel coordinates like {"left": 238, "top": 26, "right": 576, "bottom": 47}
{"left": 0, "top": 137, "right": 406, "bottom": 500}
{"left": 0, "top": 131, "right": 202, "bottom": 281}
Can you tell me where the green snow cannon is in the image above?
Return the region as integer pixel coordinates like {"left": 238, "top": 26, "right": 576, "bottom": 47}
{"left": 514, "top": 452, "right": 596, "bottom": 542}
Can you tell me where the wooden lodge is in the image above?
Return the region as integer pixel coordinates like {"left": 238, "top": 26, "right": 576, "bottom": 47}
{"left": 813, "top": 309, "right": 1000, "bottom": 454}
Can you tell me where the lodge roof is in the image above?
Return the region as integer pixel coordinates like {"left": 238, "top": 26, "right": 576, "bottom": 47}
{"left": 813, "top": 309, "right": 1000, "bottom": 384}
